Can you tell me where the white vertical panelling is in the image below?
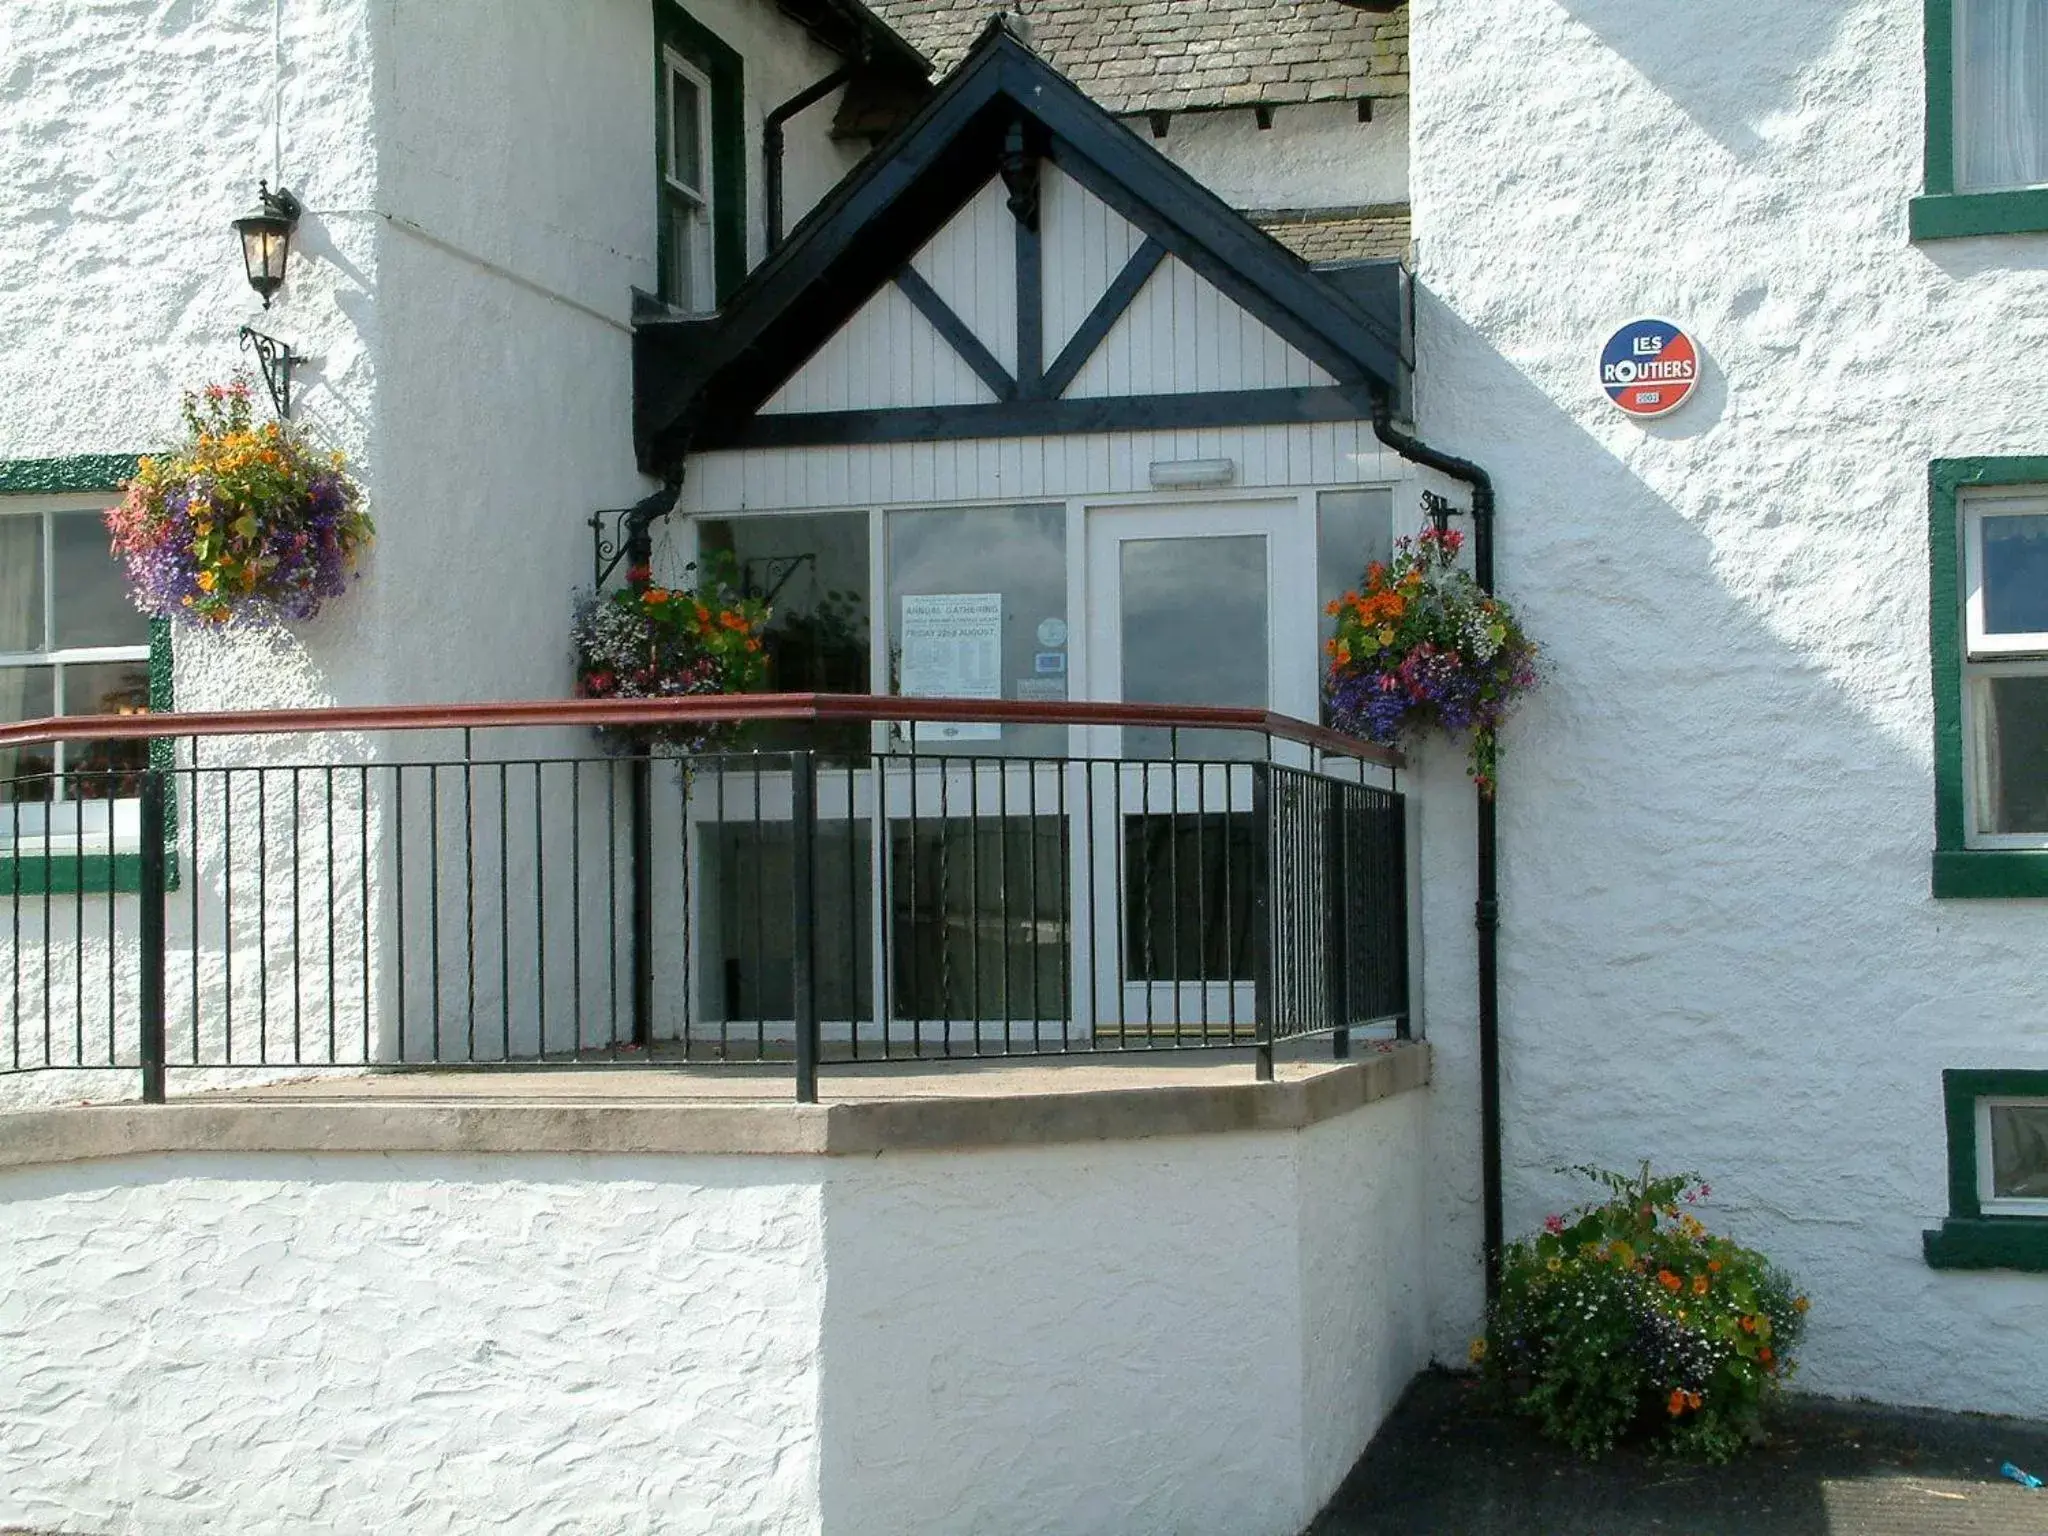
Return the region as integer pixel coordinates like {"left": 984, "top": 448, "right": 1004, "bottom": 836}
{"left": 1061, "top": 253, "right": 1336, "bottom": 400}
{"left": 760, "top": 283, "right": 997, "bottom": 415}
{"left": 1040, "top": 165, "right": 1147, "bottom": 367}
{"left": 677, "top": 431, "right": 1398, "bottom": 515}
{"left": 909, "top": 177, "right": 1019, "bottom": 380}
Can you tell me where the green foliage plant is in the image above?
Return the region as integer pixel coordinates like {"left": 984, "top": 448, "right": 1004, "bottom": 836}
{"left": 1477, "top": 1164, "right": 1809, "bottom": 1462}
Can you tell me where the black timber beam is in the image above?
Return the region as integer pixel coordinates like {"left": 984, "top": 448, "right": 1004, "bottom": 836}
{"left": 719, "top": 384, "right": 1380, "bottom": 450}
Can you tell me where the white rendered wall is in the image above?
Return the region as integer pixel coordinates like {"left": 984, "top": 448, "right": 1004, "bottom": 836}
{"left": 0, "top": 1094, "right": 1431, "bottom": 1535}
{"left": 0, "top": 1154, "right": 827, "bottom": 1535}
{"left": 1142, "top": 98, "right": 1410, "bottom": 213}
{"left": 1409, "top": 0, "right": 2048, "bottom": 1414}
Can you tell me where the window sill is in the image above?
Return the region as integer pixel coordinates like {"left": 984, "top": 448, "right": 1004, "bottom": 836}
{"left": 1931, "top": 849, "right": 2048, "bottom": 898}
{"left": 1924, "top": 1217, "right": 2048, "bottom": 1272}
{"left": 1910, "top": 188, "right": 2048, "bottom": 240}
{"left": 0, "top": 850, "right": 178, "bottom": 897}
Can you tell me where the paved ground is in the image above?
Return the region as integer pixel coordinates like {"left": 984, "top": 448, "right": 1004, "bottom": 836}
{"left": 1310, "top": 1370, "right": 2048, "bottom": 1535}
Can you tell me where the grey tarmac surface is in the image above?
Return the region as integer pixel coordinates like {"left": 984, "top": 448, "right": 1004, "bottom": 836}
{"left": 1309, "top": 1369, "right": 2048, "bottom": 1536}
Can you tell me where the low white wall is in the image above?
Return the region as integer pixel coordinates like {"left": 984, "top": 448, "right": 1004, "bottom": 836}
{"left": 0, "top": 1089, "right": 1430, "bottom": 1535}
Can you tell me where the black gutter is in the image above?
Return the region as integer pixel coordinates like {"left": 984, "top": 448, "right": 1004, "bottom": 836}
{"left": 766, "top": 66, "right": 856, "bottom": 251}
{"left": 1372, "top": 397, "right": 1504, "bottom": 1309}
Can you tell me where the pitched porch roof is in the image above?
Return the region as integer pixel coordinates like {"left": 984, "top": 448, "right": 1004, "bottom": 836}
{"left": 634, "top": 19, "right": 1407, "bottom": 473}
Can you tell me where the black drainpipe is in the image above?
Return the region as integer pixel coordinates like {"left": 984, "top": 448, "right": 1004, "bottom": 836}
{"left": 766, "top": 66, "right": 855, "bottom": 251}
{"left": 1372, "top": 396, "right": 1505, "bottom": 1309}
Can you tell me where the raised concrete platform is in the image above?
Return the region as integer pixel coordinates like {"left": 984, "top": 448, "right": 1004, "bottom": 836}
{"left": 0, "top": 1041, "right": 1429, "bottom": 1168}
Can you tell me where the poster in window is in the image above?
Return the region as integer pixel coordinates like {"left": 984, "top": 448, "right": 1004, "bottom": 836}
{"left": 900, "top": 592, "right": 1002, "bottom": 742}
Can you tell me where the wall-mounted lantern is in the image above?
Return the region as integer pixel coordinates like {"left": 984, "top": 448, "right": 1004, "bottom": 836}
{"left": 231, "top": 180, "right": 302, "bottom": 309}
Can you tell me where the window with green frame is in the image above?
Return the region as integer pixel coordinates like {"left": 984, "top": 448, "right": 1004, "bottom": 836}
{"left": 654, "top": 2, "right": 746, "bottom": 309}
{"left": 1911, "top": 0, "right": 2048, "bottom": 239}
{"left": 1925, "top": 1069, "right": 2048, "bottom": 1271}
{"left": 0, "top": 456, "right": 171, "bottom": 896}
{"left": 1929, "top": 457, "right": 2048, "bottom": 897}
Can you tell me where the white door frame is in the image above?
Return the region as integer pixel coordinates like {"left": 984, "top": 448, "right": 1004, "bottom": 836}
{"left": 1075, "top": 497, "right": 1316, "bottom": 1035}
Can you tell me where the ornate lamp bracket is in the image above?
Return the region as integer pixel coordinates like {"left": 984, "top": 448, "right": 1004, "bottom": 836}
{"left": 237, "top": 326, "right": 298, "bottom": 420}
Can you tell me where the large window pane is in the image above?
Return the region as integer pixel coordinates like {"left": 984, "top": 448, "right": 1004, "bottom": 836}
{"left": 1317, "top": 488, "right": 1394, "bottom": 643}
{"left": 1956, "top": 0, "right": 2048, "bottom": 192}
{"left": 1973, "top": 674, "right": 2048, "bottom": 834}
{"left": 0, "top": 666, "right": 54, "bottom": 803}
{"left": 52, "top": 511, "right": 146, "bottom": 650}
{"left": 698, "top": 511, "right": 870, "bottom": 755}
{"left": 1991, "top": 1102, "right": 2048, "bottom": 1199}
{"left": 703, "top": 820, "right": 872, "bottom": 1027}
{"left": 1121, "top": 534, "right": 1267, "bottom": 759}
{"left": 890, "top": 816, "right": 1067, "bottom": 1024}
{"left": 1123, "top": 811, "right": 1257, "bottom": 981}
{"left": 1981, "top": 513, "right": 2048, "bottom": 638}
{"left": 62, "top": 660, "right": 150, "bottom": 801}
{"left": 886, "top": 505, "right": 1066, "bottom": 756}
{"left": 0, "top": 514, "right": 43, "bottom": 653}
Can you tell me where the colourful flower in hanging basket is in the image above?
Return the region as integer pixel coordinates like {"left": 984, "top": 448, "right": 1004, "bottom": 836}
{"left": 1324, "top": 525, "right": 1539, "bottom": 794}
{"left": 105, "top": 381, "right": 371, "bottom": 627}
{"left": 570, "top": 551, "right": 771, "bottom": 753}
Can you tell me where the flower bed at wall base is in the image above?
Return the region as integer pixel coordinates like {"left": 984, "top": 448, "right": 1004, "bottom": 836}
{"left": 1476, "top": 1165, "right": 1809, "bottom": 1463}
{"left": 107, "top": 381, "right": 371, "bottom": 626}
{"left": 570, "top": 555, "right": 771, "bottom": 752}
{"left": 1324, "top": 525, "right": 1538, "bottom": 794}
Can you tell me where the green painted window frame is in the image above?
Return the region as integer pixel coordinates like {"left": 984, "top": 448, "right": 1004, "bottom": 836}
{"left": 654, "top": 1, "right": 746, "bottom": 308}
{"left": 1925, "top": 1069, "right": 2048, "bottom": 1271}
{"left": 1911, "top": 0, "right": 2048, "bottom": 239}
{"left": 0, "top": 455, "right": 176, "bottom": 897}
{"left": 1929, "top": 456, "right": 2048, "bottom": 897}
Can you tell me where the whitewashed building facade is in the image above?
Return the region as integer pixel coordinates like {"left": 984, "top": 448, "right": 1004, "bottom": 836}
{"left": 2, "top": 0, "right": 2047, "bottom": 1528}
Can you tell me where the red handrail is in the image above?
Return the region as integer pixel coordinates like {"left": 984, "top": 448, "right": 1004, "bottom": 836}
{"left": 0, "top": 692, "right": 1401, "bottom": 768}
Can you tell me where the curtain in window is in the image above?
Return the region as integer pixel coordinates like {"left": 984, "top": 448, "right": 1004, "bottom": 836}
{"left": 1957, "top": 0, "right": 2048, "bottom": 191}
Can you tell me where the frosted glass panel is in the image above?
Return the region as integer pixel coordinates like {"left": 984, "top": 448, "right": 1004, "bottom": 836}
{"left": 1121, "top": 534, "right": 1266, "bottom": 758}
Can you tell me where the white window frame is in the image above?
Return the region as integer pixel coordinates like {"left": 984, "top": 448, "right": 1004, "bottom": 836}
{"left": 1961, "top": 487, "right": 2048, "bottom": 849}
{"left": 0, "top": 493, "right": 151, "bottom": 855}
{"left": 662, "top": 45, "right": 716, "bottom": 312}
{"left": 1977, "top": 1095, "right": 2048, "bottom": 1216}
{"left": 1962, "top": 489, "right": 2048, "bottom": 656}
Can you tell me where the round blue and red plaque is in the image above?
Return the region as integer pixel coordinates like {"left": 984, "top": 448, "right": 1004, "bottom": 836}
{"left": 1599, "top": 319, "right": 1699, "bottom": 419}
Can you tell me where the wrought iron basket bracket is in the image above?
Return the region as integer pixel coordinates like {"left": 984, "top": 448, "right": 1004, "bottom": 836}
{"left": 589, "top": 482, "right": 683, "bottom": 589}
{"left": 237, "top": 326, "right": 298, "bottom": 420}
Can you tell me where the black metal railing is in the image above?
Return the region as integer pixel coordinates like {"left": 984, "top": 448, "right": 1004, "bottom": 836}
{"left": 0, "top": 695, "right": 1410, "bottom": 1104}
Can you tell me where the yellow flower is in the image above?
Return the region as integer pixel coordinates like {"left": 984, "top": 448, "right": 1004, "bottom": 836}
{"left": 1467, "top": 1337, "right": 1487, "bottom": 1364}
{"left": 195, "top": 570, "right": 216, "bottom": 592}
{"left": 1793, "top": 1296, "right": 1809, "bottom": 1314}
{"left": 1546, "top": 1256, "right": 1562, "bottom": 1272}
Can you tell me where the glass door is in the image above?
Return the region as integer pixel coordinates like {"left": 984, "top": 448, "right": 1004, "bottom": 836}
{"left": 1080, "top": 501, "right": 1316, "bottom": 1038}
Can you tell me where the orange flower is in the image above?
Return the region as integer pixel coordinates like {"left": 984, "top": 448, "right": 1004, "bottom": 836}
{"left": 1758, "top": 1347, "right": 1774, "bottom": 1368}
{"left": 1666, "top": 1389, "right": 1688, "bottom": 1417}
{"left": 1739, "top": 1315, "right": 1757, "bottom": 1333}
{"left": 644, "top": 588, "right": 670, "bottom": 605}
{"left": 1708, "top": 1260, "right": 1721, "bottom": 1272}
{"left": 1692, "top": 1274, "right": 1709, "bottom": 1295}
{"left": 1793, "top": 1296, "right": 1809, "bottom": 1313}
{"left": 1657, "top": 1269, "right": 1682, "bottom": 1292}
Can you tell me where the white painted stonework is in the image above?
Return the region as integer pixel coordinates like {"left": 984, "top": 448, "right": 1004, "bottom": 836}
{"left": 0, "top": 1090, "right": 1430, "bottom": 1535}
{"left": 1409, "top": 0, "right": 2048, "bottom": 1416}
{"left": 1143, "top": 97, "right": 1410, "bottom": 214}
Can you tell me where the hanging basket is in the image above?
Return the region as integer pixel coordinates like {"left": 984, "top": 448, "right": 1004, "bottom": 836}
{"left": 106, "top": 380, "right": 372, "bottom": 627}
{"left": 570, "top": 553, "right": 772, "bottom": 754}
{"left": 1324, "top": 525, "right": 1540, "bottom": 795}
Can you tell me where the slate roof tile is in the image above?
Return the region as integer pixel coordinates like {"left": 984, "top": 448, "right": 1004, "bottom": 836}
{"left": 863, "top": 0, "right": 1408, "bottom": 114}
